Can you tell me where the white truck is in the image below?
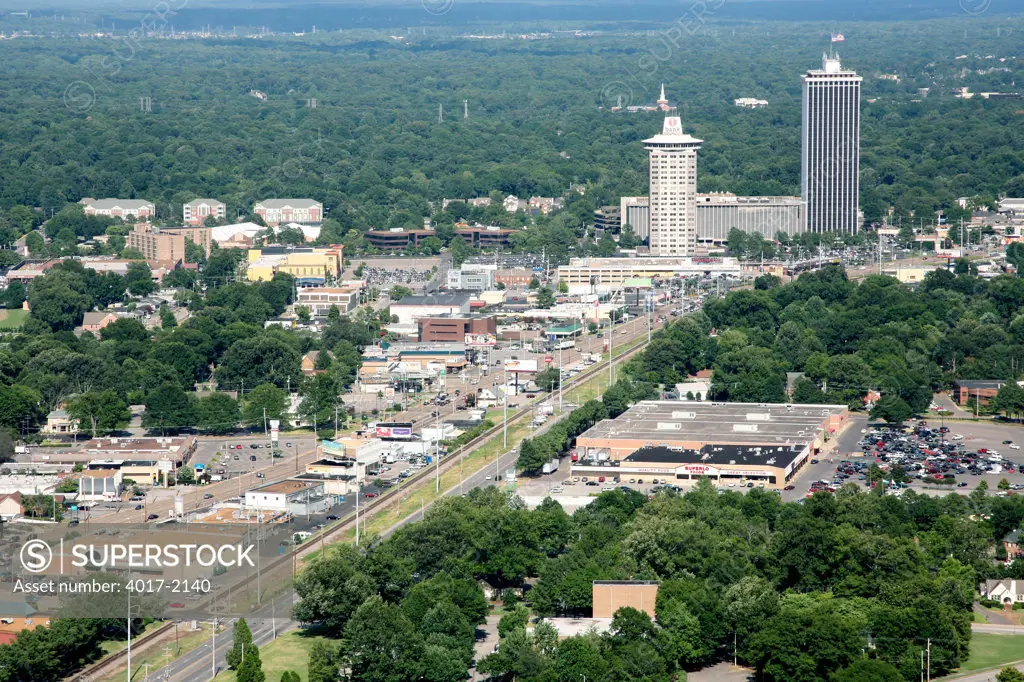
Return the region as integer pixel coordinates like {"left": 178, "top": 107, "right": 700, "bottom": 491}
{"left": 555, "top": 340, "right": 575, "bottom": 350}
{"left": 541, "top": 458, "right": 560, "bottom": 475}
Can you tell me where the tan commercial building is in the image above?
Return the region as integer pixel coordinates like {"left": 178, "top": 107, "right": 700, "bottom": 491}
{"left": 246, "top": 247, "right": 343, "bottom": 284}
{"left": 297, "top": 284, "right": 363, "bottom": 317}
{"left": 573, "top": 401, "right": 848, "bottom": 487}
{"left": 592, "top": 581, "right": 660, "bottom": 619}
{"left": 127, "top": 225, "right": 181, "bottom": 266}
{"left": 556, "top": 256, "right": 742, "bottom": 295}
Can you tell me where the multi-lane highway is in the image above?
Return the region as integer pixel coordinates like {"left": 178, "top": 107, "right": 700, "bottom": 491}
{"left": 98, "top": 297, "right": 690, "bottom": 682}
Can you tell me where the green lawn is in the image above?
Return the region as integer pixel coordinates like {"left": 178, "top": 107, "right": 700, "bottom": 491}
{"left": 956, "top": 633, "right": 1024, "bottom": 673}
{"left": 214, "top": 630, "right": 332, "bottom": 682}
{"left": 0, "top": 309, "right": 28, "bottom": 329}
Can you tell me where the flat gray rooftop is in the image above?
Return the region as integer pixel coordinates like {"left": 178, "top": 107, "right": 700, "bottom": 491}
{"left": 578, "top": 401, "right": 847, "bottom": 446}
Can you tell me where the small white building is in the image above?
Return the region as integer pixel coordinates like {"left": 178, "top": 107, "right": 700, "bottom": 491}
{"left": 675, "top": 381, "right": 710, "bottom": 401}
{"left": 389, "top": 293, "right": 473, "bottom": 326}
{"left": 78, "top": 469, "right": 123, "bottom": 502}
{"left": 244, "top": 479, "right": 327, "bottom": 513}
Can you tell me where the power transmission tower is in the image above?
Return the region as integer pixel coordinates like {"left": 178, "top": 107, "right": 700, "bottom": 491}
{"left": 463, "top": 99, "right": 468, "bottom": 119}
{"left": 438, "top": 103, "right": 443, "bottom": 123}
{"left": 140, "top": 96, "right": 152, "bottom": 112}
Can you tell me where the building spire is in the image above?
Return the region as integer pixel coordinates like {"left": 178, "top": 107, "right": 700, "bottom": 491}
{"left": 658, "top": 83, "right": 667, "bottom": 103}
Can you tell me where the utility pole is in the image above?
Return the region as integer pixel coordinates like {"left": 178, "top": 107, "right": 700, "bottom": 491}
{"left": 608, "top": 311, "right": 614, "bottom": 386}
{"left": 211, "top": 619, "right": 216, "bottom": 680}
{"left": 926, "top": 638, "right": 931, "bottom": 682}
{"left": 355, "top": 481, "right": 360, "bottom": 545}
{"left": 558, "top": 344, "right": 563, "bottom": 412}
{"left": 503, "top": 363, "right": 508, "bottom": 448}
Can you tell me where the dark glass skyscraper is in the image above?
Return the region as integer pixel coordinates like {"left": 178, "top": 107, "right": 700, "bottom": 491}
{"left": 802, "top": 54, "right": 862, "bottom": 233}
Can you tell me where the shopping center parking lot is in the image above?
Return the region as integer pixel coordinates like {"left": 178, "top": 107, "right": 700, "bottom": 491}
{"left": 514, "top": 417, "right": 1024, "bottom": 507}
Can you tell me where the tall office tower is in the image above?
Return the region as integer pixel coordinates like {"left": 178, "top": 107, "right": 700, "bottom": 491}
{"left": 644, "top": 116, "right": 703, "bottom": 256}
{"left": 802, "top": 53, "right": 862, "bottom": 233}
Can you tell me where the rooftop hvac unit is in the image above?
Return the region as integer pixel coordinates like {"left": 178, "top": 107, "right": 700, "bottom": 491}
{"left": 657, "top": 422, "right": 682, "bottom": 431}
{"left": 671, "top": 411, "right": 697, "bottom": 419}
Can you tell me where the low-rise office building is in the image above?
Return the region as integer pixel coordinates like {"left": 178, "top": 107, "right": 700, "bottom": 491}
{"left": 418, "top": 314, "right": 497, "bottom": 345}
{"left": 447, "top": 268, "right": 495, "bottom": 291}
{"left": 952, "top": 379, "right": 1007, "bottom": 406}
{"left": 390, "top": 293, "right": 473, "bottom": 326}
{"left": 592, "top": 581, "right": 660, "bottom": 619}
{"left": 296, "top": 284, "right": 363, "bottom": 316}
{"left": 72, "top": 436, "right": 198, "bottom": 470}
{"left": 86, "top": 459, "right": 171, "bottom": 486}
{"left": 573, "top": 401, "right": 848, "bottom": 487}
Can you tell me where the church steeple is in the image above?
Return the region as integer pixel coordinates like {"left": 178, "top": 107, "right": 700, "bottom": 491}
{"left": 658, "top": 83, "right": 667, "bottom": 104}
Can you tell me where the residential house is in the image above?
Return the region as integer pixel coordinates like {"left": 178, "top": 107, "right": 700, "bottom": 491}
{"left": 0, "top": 492, "right": 23, "bottom": 520}
{"left": 503, "top": 195, "right": 527, "bottom": 213}
{"left": 81, "top": 312, "right": 119, "bottom": 334}
{"left": 301, "top": 351, "right": 333, "bottom": 376}
{"left": 183, "top": 199, "right": 226, "bottom": 226}
{"left": 43, "top": 409, "right": 79, "bottom": 435}
{"left": 254, "top": 199, "right": 323, "bottom": 226}
{"left": 980, "top": 579, "right": 1023, "bottom": 606}
{"left": 528, "top": 196, "right": 564, "bottom": 215}
{"left": 1005, "top": 529, "right": 1022, "bottom": 563}
{"left": 80, "top": 198, "right": 155, "bottom": 220}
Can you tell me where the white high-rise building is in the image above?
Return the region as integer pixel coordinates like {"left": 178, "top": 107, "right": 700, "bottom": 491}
{"left": 801, "top": 53, "right": 862, "bottom": 233}
{"left": 644, "top": 116, "right": 703, "bottom": 256}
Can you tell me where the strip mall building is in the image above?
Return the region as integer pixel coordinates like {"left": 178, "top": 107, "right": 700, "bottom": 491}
{"left": 572, "top": 401, "right": 849, "bottom": 487}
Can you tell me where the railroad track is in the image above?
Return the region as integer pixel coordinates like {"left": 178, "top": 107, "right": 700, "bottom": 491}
{"left": 67, "top": 621, "right": 177, "bottom": 682}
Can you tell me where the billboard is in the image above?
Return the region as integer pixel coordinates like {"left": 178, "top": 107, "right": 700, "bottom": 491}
{"left": 322, "top": 440, "right": 346, "bottom": 457}
{"left": 375, "top": 423, "right": 414, "bottom": 440}
{"left": 465, "top": 333, "right": 497, "bottom": 347}
{"left": 269, "top": 419, "right": 280, "bottom": 444}
{"left": 504, "top": 359, "right": 538, "bottom": 373}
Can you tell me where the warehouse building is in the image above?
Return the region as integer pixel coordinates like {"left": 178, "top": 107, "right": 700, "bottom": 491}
{"left": 572, "top": 401, "right": 848, "bottom": 487}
